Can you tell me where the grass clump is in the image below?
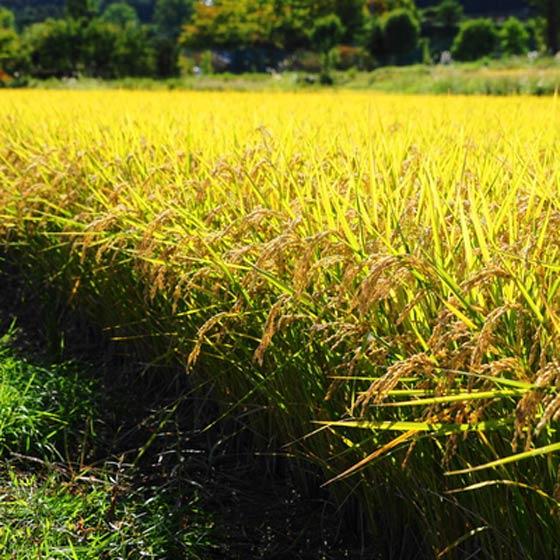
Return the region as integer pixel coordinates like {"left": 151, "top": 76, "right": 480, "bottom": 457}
{"left": 0, "top": 469, "right": 214, "bottom": 560}
{"left": 0, "top": 327, "right": 96, "bottom": 458}
{"left": 0, "top": 327, "right": 216, "bottom": 559}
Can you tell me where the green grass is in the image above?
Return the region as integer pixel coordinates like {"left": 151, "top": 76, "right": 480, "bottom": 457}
{"left": 15, "top": 56, "right": 560, "bottom": 95}
{"left": 342, "top": 63, "right": 560, "bottom": 95}
{"left": 0, "top": 328, "right": 215, "bottom": 559}
{"left": 0, "top": 469, "right": 214, "bottom": 559}
{"left": 0, "top": 327, "right": 95, "bottom": 458}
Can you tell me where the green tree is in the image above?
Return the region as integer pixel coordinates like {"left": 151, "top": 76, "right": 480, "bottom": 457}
{"left": 500, "top": 17, "right": 530, "bottom": 56}
{"left": 125, "top": 0, "right": 155, "bottom": 23}
{"left": 362, "top": 15, "right": 384, "bottom": 58}
{"left": 83, "top": 18, "right": 155, "bottom": 77}
{"left": 269, "top": 0, "right": 324, "bottom": 50}
{"left": 525, "top": 17, "right": 547, "bottom": 52}
{"left": 100, "top": 3, "right": 139, "bottom": 27}
{"left": 0, "top": 7, "right": 16, "bottom": 30}
{"left": 66, "top": 0, "right": 97, "bottom": 21}
{"left": 24, "top": 18, "right": 83, "bottom": 76}
{"left": 152, "top": 35, "right": 179, "bottom": 77}
{"left": 382, "top": 9, "right": 419, "bottom": 58}
{"left": 334, "top": 0, "right": 366, "bottom": 42}
{"left": 0, "top": 26, "right": 22, "bottom": 76}
{"left": 153, "top": 0, "right": 193, "bottom": 77}
{"left": 531, "top": 0, "right": 559, "bottom": 54}
{"left": 369, "top": 0, "right": 419, "bottom": 20}
{"left": 81, "top": 19, "right": 118, "bottom": 76}
{"left": 310, "top": 14, "right": 345, "bottom": 85}
{"left": 182, "top": 0, "right": 356, "bottom": 53}
{"left": 310, "top": 13, "right": 344, "bottom": 82}
{"left": 114, "top": 23, "right": 155, "bottom": 76}
{"left": 451, "top": 18, "right": 498, "bottom": 61}
{"left": 310, "top": 14, "right": 345, "bottom": 53}
{"left": 181, "top": 0, "right": 274, "bottom": 49}
{"left": 435, "top": 0, "right": 463, "bottom": 29}
{"left": 154, "top": 0, "right": 193, "bottom": 39}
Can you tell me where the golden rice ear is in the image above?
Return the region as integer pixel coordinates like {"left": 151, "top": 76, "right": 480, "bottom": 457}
{"left": 187, "top": 312, "right": 233, "bottom": 371}
{"left": 354, "top": 352, "right": 435, "bottom": 413}
{"left": 253, "top": 295, "right": 290, "bottom": 366}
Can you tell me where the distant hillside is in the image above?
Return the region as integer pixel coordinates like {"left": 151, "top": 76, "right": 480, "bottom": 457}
{"left": 1, "top": 0, "right": 65, "bottom": 27}
{"left": 417, "top": 0, "right": 532, "bottom": 17}
{"left": 0, "top": 0, "right": 156, "bottom": 26}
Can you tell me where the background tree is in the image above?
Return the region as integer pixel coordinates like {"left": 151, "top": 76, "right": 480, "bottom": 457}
{"left": 334, "top": 0, "right": 366, "bottom": 43}
{"left": 152, "top": 33, "right": 180, "bottom": 77}
{"left": 82, "top": 18, "right": 118, "bottom": 76}
{"left": 310, "top": 14, "right": 344, "bottom": 82}
{"left": 0, "top": 7, "right": 24, "bottom": 76}
{"left": 532, "top": 0, "right": 559, "bottom": 53}
{"left": 452, "top": 18, "right": 499, "bottom": 61}
{"left": 525, "top": 17, "right": 547, "bottom": 52}
{"left": 435, "top": 0, "right": 463, "bottom": 29}
{"left": 128, "top": 0, "right": 156, "bottom": 23}
{"left": 269, "top": 0, "right": 343, "bottom": 51}
{"left": 382, "top": 9, "right": 419, "bottom": 59}
{"left": 500, "top": 16, "right": 530, "bottom": 56}
{"left": 114, "top": 23, "right": 155, "bottom": 76}
{"left": 310, "top": 14, "right": 344, "bottom": 54}
{"left": 154, "top": 0, "right": 193, "bottom": 39}
{"left": 100, "top": 2, "right": 139, "bottom": 27}
{"left": 369, "top": 0, "right": 419, "bottom": 20}
{"left": 181, "top": 0, "right": 274, "bottom": 50}
{"left": 269, "top": 0, "right": 312, "bottom": 51}
{"left": 65, "top": 0, "right": 97, "bottom": 21}
{"left": 0, "top": 7, "right": 16, "bottom": 30}
{"left": 24, "top": 18, "right": 82, "bottom": 76}
{"left": 420, "top": 0, "right": 462, "bottom": 61}
{"left": 152, "top": 0, "right": 193, "bottom": 77}
{"left": 362, "top": 15, "right": 384, "bottom": 59}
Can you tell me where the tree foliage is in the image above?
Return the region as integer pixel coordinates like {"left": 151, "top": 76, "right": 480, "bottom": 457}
{"left": 100, "top": 2, "right": 139, "bottom": 27}
{"left": 24, "top": 16, "right": 154, "bottom": 77}
{"left": 362, "top": 15, "right": 384, "bottom": 58}
{"left": 500, "top": 16, "right": 530, "bottom": 56}
{"left": 24, "top": 18, "right": 82, "bottom": 75}
{"left": 382, "top": 9, "right": 419, "bottom": 57}
{"left": 181, "top": 0, "right": 274, "bottom": 49}
{"left": 435, "top": 0, "right": 463, "bottom": 29}
{"left": 334, "top": 0, "right": 366, "bottom": 42}
{"left": 181, "top": 0, "right": 365, "bottom": 51}
{"left": 154, "top": 0, "right": 193, "bottom": 39}
{"left": 0, "top": 26, "right": 22, "bottom": 75}
{"left": 452, "top": 18, "right": 499, "bottom": 61}
{"left": 65, "top": 0, "right": 97, "bottom": 20}
{"left": 310, "top": 14, "right": 344, "bottom": 53}
{"left": 531, "top": 0, "right": 559, "bottom": 53}
{"left": 1, "top": 0, "right": 556, "bottom": 80}
{"left": 369, "top": 0, "right": 419, "bottom": 19}
{"left": 0, "top": 7, "right": 16, "bottom": 30}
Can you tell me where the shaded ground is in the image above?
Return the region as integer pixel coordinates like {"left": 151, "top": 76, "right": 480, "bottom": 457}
{"left": 0, "top": 264, "right": 381, "bottom": 559}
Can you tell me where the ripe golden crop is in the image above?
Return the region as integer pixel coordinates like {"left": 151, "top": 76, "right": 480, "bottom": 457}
{"left": 1, "top": 90, "right": 559, "bottom": 556}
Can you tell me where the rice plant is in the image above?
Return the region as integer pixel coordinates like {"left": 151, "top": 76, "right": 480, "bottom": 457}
{"left": 0, "top": 90, "right": 559, "bottom": 557}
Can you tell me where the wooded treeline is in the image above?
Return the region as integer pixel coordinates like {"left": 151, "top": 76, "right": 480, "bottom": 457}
{"left": 0, "top": 0, "right": 557, "bottom": 81}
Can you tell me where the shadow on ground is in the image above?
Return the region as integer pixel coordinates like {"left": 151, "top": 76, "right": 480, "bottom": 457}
{"left": 0, "top": 263, "right": 389, "bottom": 560}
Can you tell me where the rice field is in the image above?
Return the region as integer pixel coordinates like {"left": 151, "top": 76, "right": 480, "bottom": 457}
{"left": 1, "top": 90, "right": 559, "bottom": 558}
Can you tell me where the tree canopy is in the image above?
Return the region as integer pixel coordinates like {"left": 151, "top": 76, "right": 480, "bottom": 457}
{"left": 0, "top": 1, "right": 555, "bottom": 81}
